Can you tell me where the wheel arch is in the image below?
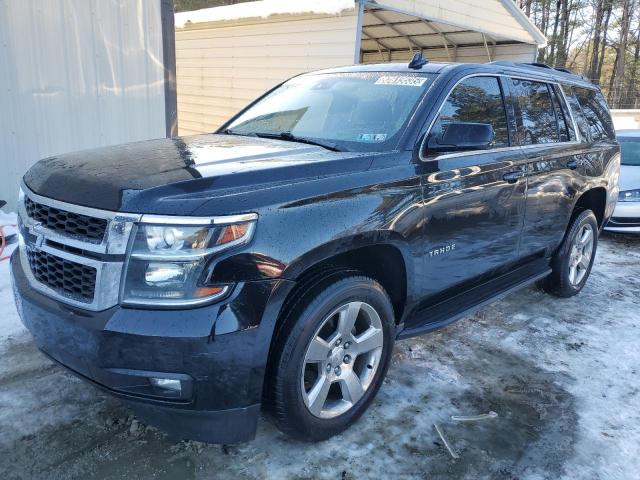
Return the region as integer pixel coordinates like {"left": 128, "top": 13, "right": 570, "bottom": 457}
{"left": 573, "top": 186, "right": 607, "bottom": 227}
{"left": 280, "top": 231, "right": 411, "bottom": 322}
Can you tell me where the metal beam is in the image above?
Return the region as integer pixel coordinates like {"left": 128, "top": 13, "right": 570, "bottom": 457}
{"left": 363, "top": 17, "right": 464, "bottom": 31}
{"left": 418, "top": 19, "right": 459, "bottom": 61}
{"left": 358, "top": 29, "right": 474, "bottom": 43}
{"left": 354, "top": 0, "right": 365, "bottom": 64}
{"left": 360, "top": 40, "right": 521, "bottom": 55}
{"left": 361, "top": 31, "right": 395, "bottom": 54}
{"left": 418, "top": 19, "right": 458, "bottom": 47}
{"left": 482, "top": 33, "right": 492, "bottom": 62}
{"left": 367, "top": 10, "right": 424, "bottom": 51}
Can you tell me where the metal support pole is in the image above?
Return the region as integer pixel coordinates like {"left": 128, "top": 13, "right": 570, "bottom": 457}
{"left": 482, "top": 33, "right": 492, "bottom": 62}
{"left": 354, "top": 0, "right": 366, "bottom": 64}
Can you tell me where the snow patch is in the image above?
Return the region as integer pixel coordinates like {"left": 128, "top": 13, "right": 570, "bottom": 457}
{"left": 175, "top": 0, "right": 355, "bottom": 28}
{"left": 0, "top": 211, "right": 23, "bottom": 341}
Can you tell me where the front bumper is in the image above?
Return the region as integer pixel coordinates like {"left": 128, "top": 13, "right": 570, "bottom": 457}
{"left": 11, "top": 250, "right": 289, "bottom": 443}
{"left": 604, "top": 201, "right": 640, "bottom": 233}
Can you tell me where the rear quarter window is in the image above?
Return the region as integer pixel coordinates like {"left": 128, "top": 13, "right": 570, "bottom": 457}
{"left": 573, "top": 87, "right": 616, "bottom": 142}
{"left": 561, "top": 85, "right": 591, "bottom": 141}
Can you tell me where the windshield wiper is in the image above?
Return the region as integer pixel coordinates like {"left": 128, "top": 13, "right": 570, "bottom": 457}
{"left": 221, "top": 128, "right": 253, "bottom": 137}
{"left": 252, "top": 132, "right": 343, "bottom": 152}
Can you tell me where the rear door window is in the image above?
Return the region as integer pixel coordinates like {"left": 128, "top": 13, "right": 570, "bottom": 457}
{"left": 511, "top": 79, "right": 560, "bottom": 145}
{"left": 573, "top": 87, "right": 616, "bottom": 142}
{"left": 429, "top": 76, "right": 510, "bottom": 148}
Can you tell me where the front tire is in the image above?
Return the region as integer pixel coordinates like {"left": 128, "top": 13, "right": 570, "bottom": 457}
{"left": 267, "top": 271, "right": 395, "bottom": 441}
{"left": 542, "top": 209, "right": 598, "bottom": 297}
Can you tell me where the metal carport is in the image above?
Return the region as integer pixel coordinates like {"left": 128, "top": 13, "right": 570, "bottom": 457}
{"left": 356, "top": 0, "right": 547, "bottom": 64}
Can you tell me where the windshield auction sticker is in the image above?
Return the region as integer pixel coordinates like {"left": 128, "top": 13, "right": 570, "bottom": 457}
{"left": 375, "top": 75, "right": 428, "bottom": 87}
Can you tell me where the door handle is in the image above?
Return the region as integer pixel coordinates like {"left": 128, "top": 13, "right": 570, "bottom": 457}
{"left": 502, "top": 171, "right": 525, "bottom": 183}
{"left": 566, "top": 159, "right": 578, "bottom": 170}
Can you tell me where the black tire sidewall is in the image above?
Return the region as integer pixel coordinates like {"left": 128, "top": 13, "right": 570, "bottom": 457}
{"left": 550, "top": 209, "right": 599, "bottom": 296}
{"left": 272, "top": 274, "right": 395, "bottom": 441}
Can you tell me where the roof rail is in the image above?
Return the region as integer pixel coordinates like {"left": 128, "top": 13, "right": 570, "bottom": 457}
{"left": 525, "top": 62, "right": 554, "bottom": 69}
{"left": 491, "top": 60, "right": 587, "bottom": 80}
{"left": 489, "top": 60, "right": 516, "bottom": 67}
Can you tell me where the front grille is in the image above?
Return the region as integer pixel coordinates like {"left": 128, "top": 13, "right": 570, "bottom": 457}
{"left": 26, "top": 248, "right": 97, "bottom": 303}
{"left": 25, "top": 197, "right": 108, "bottom": 242}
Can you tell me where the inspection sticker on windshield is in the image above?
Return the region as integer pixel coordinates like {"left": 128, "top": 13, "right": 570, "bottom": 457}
{"left": 359, "top": 133, "right": 387, "bottom": 142}
{"left": 375, "top": 75, "right": 428, "bottom": 87}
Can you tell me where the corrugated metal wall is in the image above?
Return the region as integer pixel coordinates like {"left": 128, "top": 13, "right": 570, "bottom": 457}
{"left": 175, "top": 12, "right": 358, "bottom": 135}
{"left": 0, "top": 0, "right": 168, "bottom": 211}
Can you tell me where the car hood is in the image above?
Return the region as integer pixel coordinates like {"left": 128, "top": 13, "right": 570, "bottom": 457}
{"left": 24, "top": 134, "right": 373, "bottom": 214}
{"left": 620, "top": 164, "right": 640, "bottom": 191}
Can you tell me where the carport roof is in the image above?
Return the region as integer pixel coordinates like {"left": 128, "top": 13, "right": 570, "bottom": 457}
{"left": 361, "top": 0, "right": 547, "bottom": 57}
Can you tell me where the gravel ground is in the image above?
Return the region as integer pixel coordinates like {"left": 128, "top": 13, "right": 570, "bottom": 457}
{"left": 0, "top": 227, "right": 639, "bottom": 480}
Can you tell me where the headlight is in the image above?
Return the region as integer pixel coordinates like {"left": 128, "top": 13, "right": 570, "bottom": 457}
{"left": 619, "top": 189, "right": 640, "bottom": 202}
{"left": 121, "top": 215, "right": 256, "bottom": 307}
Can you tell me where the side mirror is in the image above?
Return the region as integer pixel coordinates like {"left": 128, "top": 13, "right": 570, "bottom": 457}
{"left": 425, "top": 122, "right": 494, "bottom": 155}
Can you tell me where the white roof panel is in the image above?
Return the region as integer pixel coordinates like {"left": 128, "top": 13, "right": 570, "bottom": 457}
{"left": 374, "top": 0, "right": 546, "bottom": 46}
{"left": 175, "top": 0, "right": 354, "bottom": 28}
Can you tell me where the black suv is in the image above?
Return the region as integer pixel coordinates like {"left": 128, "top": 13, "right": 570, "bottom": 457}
{"left": 11, "top": 59, "right": 619, "bottom": 444}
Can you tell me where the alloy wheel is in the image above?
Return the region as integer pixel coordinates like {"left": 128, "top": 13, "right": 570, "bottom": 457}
{"left": 568, "top": 223, "right": 594, "bottom": 285}
{"left": 301, "top": 301, "right": 384, "bottom": 419}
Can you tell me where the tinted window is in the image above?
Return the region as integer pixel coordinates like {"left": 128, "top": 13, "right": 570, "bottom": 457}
{"left": 227, "top": 72, "right": 437, "bottom": 152}
{"left": 512, "top": 79, "right": 559, "bottom": 144}
{"left": 550, "top": 85, "right": 576, "bottom": 142}
{"left": 561, "top": 85, "right": 590, "bottom": 141}
{"left": 573, "top": 87, "right": 616, "bottom": 142}
{"left": 430, "top": 76, "right": 509, "bottom": 148}
{"left": 619, "top": 136, "right": 640, "bottom": 166}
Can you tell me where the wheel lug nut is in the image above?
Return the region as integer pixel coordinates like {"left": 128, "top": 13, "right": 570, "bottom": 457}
{"left": 344, "top": 341, "right": 351, "bottom": 349}
{"left": 334, "top": 366, "right": 341, "bottom": 376}
{"left": 326, "top": 364, "right": 332, "bottom": 372}
{"left": 343, "top": 355, "right": 352, "bottom": 364}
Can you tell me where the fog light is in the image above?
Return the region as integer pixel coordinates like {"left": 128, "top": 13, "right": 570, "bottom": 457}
{"left": 149, "top": 377, "right": 182, "bottom": 393}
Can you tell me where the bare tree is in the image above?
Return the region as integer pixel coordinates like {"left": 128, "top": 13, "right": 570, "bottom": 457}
{"left": 627, "top": 14, "right": 640, "bottom": 107}
{"left": 588, "top": 0, "right": 607, "bottom": 79}
{"left": 517, "top": 0, "right": 640, "bottom": 107}
{"left": 610, "top": 0, "right": 634, "bottom": 105}
{"left": 596, "top": 1, "right": 614, "bottom": 82}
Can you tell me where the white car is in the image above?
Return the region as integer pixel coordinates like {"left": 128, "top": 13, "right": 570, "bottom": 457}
{"left": 606, "top": 129, "right": 640, "bottom": 233}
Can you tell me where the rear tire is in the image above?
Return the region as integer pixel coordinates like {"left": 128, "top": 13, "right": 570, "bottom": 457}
{"left": 541, "top": 209, "right": 598, "bottom": 297}
{"left": 266, "top": 271, "right": 395, "bottom": 442}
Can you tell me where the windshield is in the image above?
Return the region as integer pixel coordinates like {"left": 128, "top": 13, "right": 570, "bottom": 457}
{"left": 225, "top": 72, "right": 437, "bottom": 152}
{"left": 618, "top": 136, "right": 640, "bottom": 166}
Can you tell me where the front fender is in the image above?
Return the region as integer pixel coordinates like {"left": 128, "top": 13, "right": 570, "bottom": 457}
{"left": 280, "top": 230, "right": 414, "bottom": 282}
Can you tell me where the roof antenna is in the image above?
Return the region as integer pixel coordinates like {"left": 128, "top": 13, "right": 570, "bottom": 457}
{"left": 408, "top": 52, "right": 428, "bottom": 69}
